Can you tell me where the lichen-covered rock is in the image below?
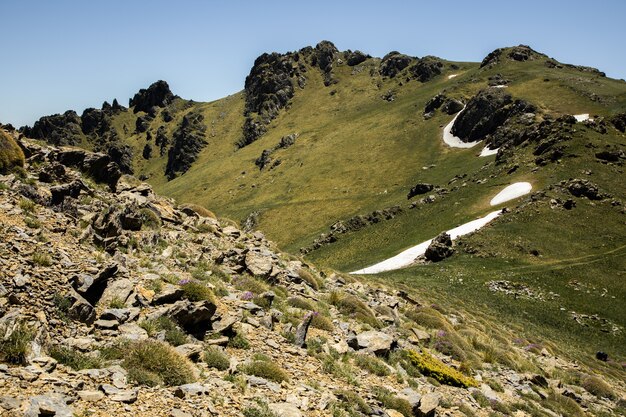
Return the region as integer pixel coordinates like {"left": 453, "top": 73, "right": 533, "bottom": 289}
{"left": 425, "top": 232, "right": 454, "bottom": 262}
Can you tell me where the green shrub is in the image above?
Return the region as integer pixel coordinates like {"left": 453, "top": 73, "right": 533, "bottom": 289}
{"left": 354, "top": 354, "right": 390, "bottom": 376}
{"left": 0, "top": 130, "right": 25, "bottom": 174}
{"left": 406, "top": 350, "right": 478, "bottom": 388}
{"left": 140, "top": 208, "right": 161, "bottom": 229}
{"left": 228, "top": 332, "right": 250, "bottom": 349}
{"left": 109, "top": 297, "right": 126, "bottom": 309}
{"left": 156, "top": 317, "right": 188, "bottom": 346}
{"left": 180, "top": 280, "right": 214, "bottom": 302}
{"left": 32, "top": 251, "right": 52, "bottom": 266}
{"left": 0, "top": 320, "right": 34, "bottom": 364}
{"left": 48, "top": 346, "right": 104, "bottom": 370}
{"left": 320, "top": 353, "right": 358, "bottom": 385}
{"left": 19, "top": 198, "right": 36, "bottom": 214}
{"left": 373, "top": 386, "right": 414, "bottom": 417}
{"left": 333, "top": 389, "right": 372, "bottom": 415}
{"left": 581, "top": 375, "right": 615, "bottom": 399}
{"left": 203, "top": 346, "right": 230, "bottom": 371}
{"left": 242, "top": 401, "right": 278, "bottom": 417}
{"left": 241, "top": 360, "right": 289, "bottom": 383}
{"left": 24, "top": 216, "right": 41, "bottom": 229}
{"left": 122, "top": 340, "right": 195, "bottom": 386}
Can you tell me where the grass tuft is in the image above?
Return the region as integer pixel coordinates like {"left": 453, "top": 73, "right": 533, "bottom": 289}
{"left": 122, "top": 339, "right": 195, "bottom": 386}
{"left": 203, "top": 346, "right": 230, "bottom": 371}
{"left": 405, "top": 350, "right": 478, "bottom": 388}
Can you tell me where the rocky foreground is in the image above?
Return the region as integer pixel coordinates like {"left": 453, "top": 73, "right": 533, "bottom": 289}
{"left": 0, "top": 133, "right": 624, "bottom": 416}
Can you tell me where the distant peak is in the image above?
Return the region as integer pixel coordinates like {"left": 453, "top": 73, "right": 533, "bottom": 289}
{"left": 129, "top": 80, "right": 176, "bottom": 113}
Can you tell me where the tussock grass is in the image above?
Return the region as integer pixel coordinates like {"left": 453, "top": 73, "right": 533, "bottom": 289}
{"left": 203, "top": 346, "right": 230, "bottom": 371}
{"left": 0, "top": 320, "right": 34, "bottom": 364}
{"left": 0, "top": 130, "right": 25, "bottom": 174}
{"left": 406, "top": 350, "right": 478, "bottom": 388}
{"left": 122, "top": 339, "right": 196, "bottom": 386}
{"left": 48, "top": 346, "right": 104, "bottom": 370}
{"left": 240, "top": 360, "right": 289, "bottom": 383}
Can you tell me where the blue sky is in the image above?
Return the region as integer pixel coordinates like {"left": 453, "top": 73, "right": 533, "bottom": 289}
{"left": 1, "top": 0, "right": 624, "bottom": 127}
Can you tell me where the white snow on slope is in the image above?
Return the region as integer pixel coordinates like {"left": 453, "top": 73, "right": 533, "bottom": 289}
{"left": 489, "top": 182, "right": 532, "bottom": 206}
{"left": 350, "top": 210, "right": 502, "bottom": 274}
{"left": 448, "top": 74, "right": 458, "bottom": 79}
{"left": 574, "top": 113, "right": 590, "bottom": 122}
{"left": 480, "top": 146, "right": 499, "bottom": 157}
{"left": 442, "top": 108, "right": 481, "bottom": 148}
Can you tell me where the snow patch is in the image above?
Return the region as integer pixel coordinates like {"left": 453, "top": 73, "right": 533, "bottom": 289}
{"left": 480, "top": 146, "right": 499, "bottom": 157}
{"left": 574, "top": 113, "right": 590, "bottom": 122}
{"left": 447, "top": 74, "right": 458, "bottom": 79}
{"left": 492, "top": 84, "right": 508, "bottom": 89}
{"left": 350, "top": 210, "right": 502, "bottom": 274}
{"left": 442, "top": 108, "right": 481, "bottom": 149}
{"left": 490, "top": 182, "right": 532, "bottom": 206}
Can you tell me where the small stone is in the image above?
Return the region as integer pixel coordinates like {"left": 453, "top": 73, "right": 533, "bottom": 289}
{"left": 95, "top": 319, "right": 119, "bottom": 330}
{"left": 173, "top": 383, "right": 210, "bottom": 398}
{"left": 417, "top": 392, "right": 440, "bottom": 417}
{"left": 170, "top": 408, "right": 193, "bottom": 417}
{"left": 78, "top": 390, "right": 105, "bottom": 401}
{"left": 269, "top": 402, "right": 303, "bottom": 417}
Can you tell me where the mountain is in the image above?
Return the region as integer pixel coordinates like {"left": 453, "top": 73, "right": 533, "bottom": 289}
{"left": 10, "top": 40, "right": 626, "bottom": 399}
{"left": 1, "top": 128, "right": 625, "bottom": 416}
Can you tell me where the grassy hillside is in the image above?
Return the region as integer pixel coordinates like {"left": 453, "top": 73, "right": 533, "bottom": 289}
{"left": 21, "top": 43, "right": 626, "bottom": 362}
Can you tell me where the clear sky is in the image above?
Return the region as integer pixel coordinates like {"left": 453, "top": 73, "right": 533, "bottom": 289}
{"left": 1, "top": 0, "right": 624, "bottom": 127}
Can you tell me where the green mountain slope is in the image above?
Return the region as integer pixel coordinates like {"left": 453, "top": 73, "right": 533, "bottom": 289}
{"left": 20, "top": 42, "right": 626, "bottom": 359}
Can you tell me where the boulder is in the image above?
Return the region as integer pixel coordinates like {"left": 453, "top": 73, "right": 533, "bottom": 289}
{"left": 167, "top": 299, "right": 216, "bottom": 338}
{"left": 352, "top": 330, "right": 395, "bottom": 355}
{"left": 245, "top": 251, "right": 273, "bottom": 277}
{"left": 99, "top": 278, "right": 134, "bottom": 307}
{"left": 24, "top": 394, "right": 73, "bottom": 417}
{"left": 407, "top": 183, "right": 434, "bottom": 200}
{"left": 417, "top": 392, "right": 440, "bottom": 417}
{"left": 425, "top": 232, "right": 454, "bottom": 262}
{"left": 451, "top": 88, "right": 531, "bottom": 142}
{"left": 294, "top": 312, "right": 315, "bottom": 348}
{"left": 50, "top": 180, "right": 88, "bottom": 206}
{"left": 269, "top": 403, "right": 303, "bottom": 417}
{"left": 65, "top": 289, "right": 96, "bottom": 324}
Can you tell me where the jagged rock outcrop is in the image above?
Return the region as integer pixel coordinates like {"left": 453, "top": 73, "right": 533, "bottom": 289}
{"left": 165, "top": 111, "right": 207, "bottom": 180}
{"left": 345, "top": 50, "right": 370, "bottom": 66}
{"left": 451, "top": 88, "right": 535, "bottom": 143}
{"left": 409, "top": 56, "right": 444, "bottom": 82}
{"left": 407, "top": 183, "right": 435, "bottom": 200}
{"left": 129, "top": 80, "right": 176, "bottom": 113}
{"left": 22, "top": 110, "right": 83, "bottom": 146}
{"left": 480, "top": 45, "right": 546, "bottom": 68}
{"left": 380, "top": 51, "right": 413, "bottom": 78}
{"left": 425, "top": 232, "right": 454, "bottom": 262}
{"left": 311, "top": 41, "right": 339, "bottom": 86}
{"left": 255, "top": 133, "right": 297, "bottom": 170}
